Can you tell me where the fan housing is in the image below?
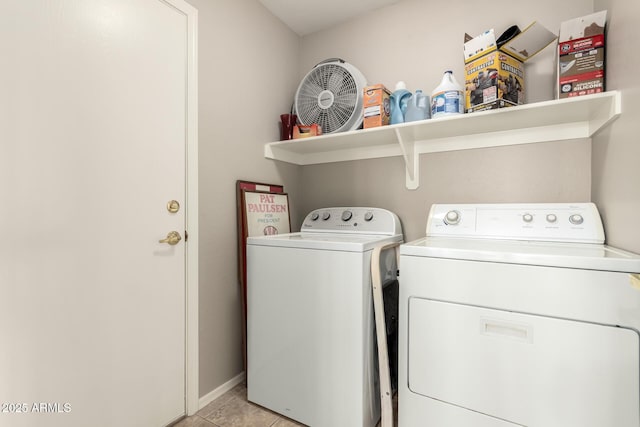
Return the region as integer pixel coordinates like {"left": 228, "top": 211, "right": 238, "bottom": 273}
{"left": 294, "top": 59, "right": 367, "bottom": 134}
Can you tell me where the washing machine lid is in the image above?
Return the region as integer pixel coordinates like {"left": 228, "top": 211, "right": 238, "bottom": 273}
{"left": 248, "top": 232, "right": 403, "bottom": 252}
{"left": 400, "top": 236, "right": 640, "bottom": 273}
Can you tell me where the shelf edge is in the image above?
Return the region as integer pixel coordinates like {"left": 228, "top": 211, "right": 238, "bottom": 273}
{"left": 263, "top": 91, "right": 622, "bottom": 176}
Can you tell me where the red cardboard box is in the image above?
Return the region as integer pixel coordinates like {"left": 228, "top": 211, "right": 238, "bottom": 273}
{"left": 558, "top": 11, "right": 607, "bottom": 98}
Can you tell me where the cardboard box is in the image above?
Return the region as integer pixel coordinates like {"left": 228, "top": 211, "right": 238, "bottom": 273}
{"left": 558, "top": 11, "right": 606, "bottom": 98}
{"left": 464, "top": 23, "right": 557, "bottom": 113}
{"left": 293, "top": 124, "right": 322, "bottom": 139}
{"left": 363, "top": 84, "right": 391, "bottom": 128}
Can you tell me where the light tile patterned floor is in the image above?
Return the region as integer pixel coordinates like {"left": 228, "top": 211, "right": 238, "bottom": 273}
{"left": 173, "top": 383, "right": 304, "bottom": 427}
{"left": 174, "top": 382, "right": 396, "bottom": 427}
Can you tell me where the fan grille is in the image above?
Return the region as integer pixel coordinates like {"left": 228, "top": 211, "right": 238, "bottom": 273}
{"left": 296, "top": 63, "right": 360, "bottom": 134}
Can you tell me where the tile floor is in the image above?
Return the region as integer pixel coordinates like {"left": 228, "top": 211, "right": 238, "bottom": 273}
{"left": 173, "top": 383, "right": 304, "bottom": 427}
{"left": 173, "top": 382, "right": 396, "bottom": 427}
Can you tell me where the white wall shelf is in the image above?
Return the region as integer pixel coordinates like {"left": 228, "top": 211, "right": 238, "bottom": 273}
{"left": 265, "top": 91, "right": 622, "bottom": 189}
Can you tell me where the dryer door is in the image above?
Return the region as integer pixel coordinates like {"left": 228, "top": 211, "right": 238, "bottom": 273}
{"left": 408, "top": 298, "right": 640, "bottom": 427}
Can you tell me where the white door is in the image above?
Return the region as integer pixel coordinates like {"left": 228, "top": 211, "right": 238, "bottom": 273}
{"left": 0, "top": 1, "right": 197, "bottom": 426}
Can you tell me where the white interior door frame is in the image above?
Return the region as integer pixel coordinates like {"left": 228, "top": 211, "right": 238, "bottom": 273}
{"left": 1, "top": 0, "right": 200, "bottom": 422}
{"left": 164, "top": 0, "right": 199, "bottom": 416}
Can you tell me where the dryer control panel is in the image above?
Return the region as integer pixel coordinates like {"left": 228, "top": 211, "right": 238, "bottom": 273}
{"left": 426, "top": 203, "right": 604, "bottom": 244}
{"left": 301, "top": 207, "right": 402, "bottom": 235}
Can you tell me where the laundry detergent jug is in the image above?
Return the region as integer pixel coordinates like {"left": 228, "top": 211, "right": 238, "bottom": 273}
{"left": 404, "top": 90, "right": 430, "bottom": 122}
{"left": 431, "top": 71, "right": 464, "bottom": 118}
{"left": 390, "top": 81, "right": 412, "bottom": 124}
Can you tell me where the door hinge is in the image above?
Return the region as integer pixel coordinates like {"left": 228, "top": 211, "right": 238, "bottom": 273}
{"left": 184, "top": 230, "right": 189, "bottom": 242}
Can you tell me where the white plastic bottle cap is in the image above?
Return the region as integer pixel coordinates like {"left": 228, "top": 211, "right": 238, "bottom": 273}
{"left": 395, "top": 81, "right": 407, "bottom": 90}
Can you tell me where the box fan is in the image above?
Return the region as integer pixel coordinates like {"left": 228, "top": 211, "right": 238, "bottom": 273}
{"left": 294, "top": 58, "right": 367, "bottom": 134}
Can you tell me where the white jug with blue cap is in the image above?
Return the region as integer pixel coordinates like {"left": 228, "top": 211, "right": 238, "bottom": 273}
{"left": 404, "top": 90, "right": 430, "bottom": 122}
{"left": 431, "top": 71, "right": 464, "bottom": 118}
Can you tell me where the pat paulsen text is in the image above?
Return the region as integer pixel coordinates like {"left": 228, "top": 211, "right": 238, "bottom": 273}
{"left": 247, "top": 193, "right": 287, "bottom": 213}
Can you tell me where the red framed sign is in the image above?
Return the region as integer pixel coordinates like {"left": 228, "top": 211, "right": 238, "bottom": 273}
{"left": 236, "top": 180, "right": 290, "bottom": 371}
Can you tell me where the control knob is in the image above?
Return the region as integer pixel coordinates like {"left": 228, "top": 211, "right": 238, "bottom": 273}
{"left": 444, "top": 210, "right": 460, "bottom": 225}
{"left": 310, "top": 212, "right": 319, "bottom": 221}
{"left": 523, "top": 213, "right": 533, "bottom": 223}
{"left": 569, "top": 214, "right": 584, "bottom": 225}
{"left": 322, "top": 212, "right": 331, "bottom": 221}
{"left": 364, "top": 211, "right": 374, "bottom": 222}
{"left": 546, "top": 214, "right": 557, "bottom": 223}
{"left": 341, "top": 210, "right": 353, "bottom": 221}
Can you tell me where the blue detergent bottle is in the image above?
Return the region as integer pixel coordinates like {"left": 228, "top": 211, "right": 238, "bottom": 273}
{"left": 390, "top": 81, "right": 412, "bottom": 124}
{"left": 404, "top": 90, "right": 430, "bottom": 122}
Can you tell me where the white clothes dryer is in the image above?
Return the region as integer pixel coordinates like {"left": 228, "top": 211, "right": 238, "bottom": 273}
{"left": 247, "top": 207, "right": 403, "bottom": 427}
{"left": 398, "top": 203, "right": 640, "bottom": 427}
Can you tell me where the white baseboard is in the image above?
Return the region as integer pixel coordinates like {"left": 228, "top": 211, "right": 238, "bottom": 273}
{"left": 198, "top": 371, "right": 246, "bottom": 410}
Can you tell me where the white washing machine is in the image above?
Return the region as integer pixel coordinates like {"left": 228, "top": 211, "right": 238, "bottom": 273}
{"left": 398, "top": 203, "right": 640, "bottom": 427}
{"left": 247, "top": 207, "right": 403, "bottom": 427}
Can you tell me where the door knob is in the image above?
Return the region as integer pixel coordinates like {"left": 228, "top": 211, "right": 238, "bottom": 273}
{"left": 159, "top": 231, "right": 182, "bottom": 245}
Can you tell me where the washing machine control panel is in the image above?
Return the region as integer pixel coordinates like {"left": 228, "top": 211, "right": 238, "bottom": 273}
{"left": 426, "top": 203, "right": 604, "bottom": 244}
{"left": 302, "top": 207, "right": 402, "bottom": 235}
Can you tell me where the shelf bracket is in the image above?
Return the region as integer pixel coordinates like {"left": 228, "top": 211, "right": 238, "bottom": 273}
{"left": 395, "top": 128, "right": 419, "bottom": 190}
{"left": 588, "top": 90, "right": 622, "bottom": 135}
{"left": 264, "top": 92, "right": 622, "bottom": 192}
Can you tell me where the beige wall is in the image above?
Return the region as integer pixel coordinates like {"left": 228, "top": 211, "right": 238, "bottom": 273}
{"left": 592, "top": 0, "right": 640, "bottom": 253}
{"left": 301, "top": 141, "right": 591, "bottom": 241}
{"left": 298, "top": 0, "right": 593, "bottom": 104}
{"left": 191, "top": 0, "right": 639, "bottom": 400}
{"left": 297, "top": 0, "right": 594, "bottom": 242}
{"left": 185, "top": 0, "right": 301, "bottom": 397}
